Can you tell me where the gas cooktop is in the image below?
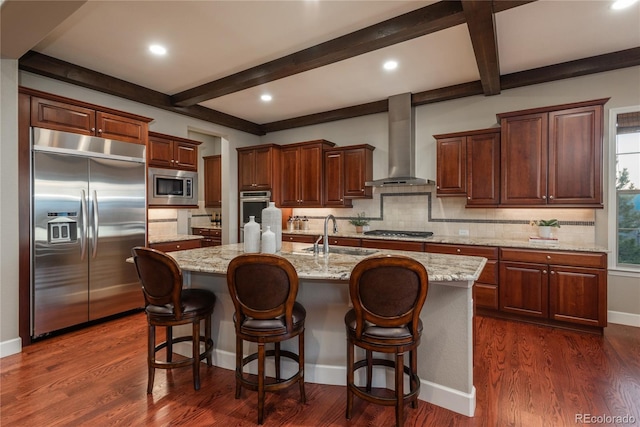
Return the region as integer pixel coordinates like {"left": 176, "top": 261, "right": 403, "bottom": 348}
{"left": 363, "top": 230, "right": 434, "bottom": 238}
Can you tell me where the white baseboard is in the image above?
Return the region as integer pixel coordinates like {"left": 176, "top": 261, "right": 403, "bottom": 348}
{"left": 0, "top": 338, "right": 22, "bottom": 358}
{"left": 608, "top": 310, "right": 640, "bottom": 327}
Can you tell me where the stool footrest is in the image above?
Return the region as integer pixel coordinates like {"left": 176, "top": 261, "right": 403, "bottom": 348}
{"left": 238, "top": 349, "right": 303, "bottom": 392}
{"left": 350, "top": 358, "right": 420, "bottom": 405}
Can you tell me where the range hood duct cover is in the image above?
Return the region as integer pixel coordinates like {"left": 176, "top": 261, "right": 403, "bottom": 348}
{"left": 365, "top": 93, "right": 434, "bottom": 187}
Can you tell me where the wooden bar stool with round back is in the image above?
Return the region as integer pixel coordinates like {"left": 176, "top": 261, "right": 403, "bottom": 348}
{"left": 345, "top": 255, "right": 429, "bottom": 427}
{"left": 131, "top": 247, "right": 215, "bottom": 394}
{"left": 226, "top": 253, "right": 306, "bottom": 425}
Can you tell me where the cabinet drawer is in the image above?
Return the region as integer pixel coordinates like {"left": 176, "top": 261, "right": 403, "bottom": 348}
{"left": 361, "top": 239, "right": 424, "bottom": 252}
{"left": 474, "top": 283, "right": 498, "bottom": 310}
{"left": 500, "top": 248, "right": 606, "bottom": 268}
{"left": 324, "top": 237, "right": 361, "bottom": 247}
{"left": 283, "top": 234, "right": 316, "bottom": 243}
{"left": 425, "top": 243, "right": 498, "bottom": 259}
{"left": 150, "top": 239, "right": 201, "bottom": 252}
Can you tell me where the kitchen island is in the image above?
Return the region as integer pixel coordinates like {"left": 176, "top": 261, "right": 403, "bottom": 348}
{"left": 167, "top": 242, "right": 486, "bottom": 417}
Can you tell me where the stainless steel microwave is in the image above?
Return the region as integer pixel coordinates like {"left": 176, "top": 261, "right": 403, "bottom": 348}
{"left": 148, "top": 167, "right": 198, "bottom": 206}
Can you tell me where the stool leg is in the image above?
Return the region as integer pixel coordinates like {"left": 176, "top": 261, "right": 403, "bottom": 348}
{"left": 346, "top": 337, "right": 354, "bottom": 420}
{"left": 298, "top": 331, "right": 306, "bottom": 403}
{"left": 275, "top": 342, "right": 281, "bottom": 381}
{"left": 366, "top": 350, "right": 373, "bottom": 391}
{"left": 147, "top": 323, "right": 156, "bottom": 394}
{"left": 258, "top": 343, "right": 266, "bottom": 425}
{"left": 167, "top": 326, "right": 173, "bottom": 363}
{"left": 395, "top": 352, "right": 404, "bottom": 427}
{"left": 205, "top": 315, "right": 213, "bottom": 366}
{"left": 193, "top": 320, "right": 201, "bottom": 390}
{"left": 235, "top": 335, "right": 243, "bottom": 399}
{"left": 410, "top": 349, "right": 418, "bottom": 409}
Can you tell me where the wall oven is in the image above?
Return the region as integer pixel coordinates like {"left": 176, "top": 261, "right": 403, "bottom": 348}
{"left": 239, "top": 191, "right": 271, "bottom": 227}
{"left": 148, "top": 167, "right": 198, "bottom": 206}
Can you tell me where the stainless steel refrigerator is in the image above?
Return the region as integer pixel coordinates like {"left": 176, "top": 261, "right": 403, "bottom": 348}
{"left": 31, "top": 128, "right": 146, "bottom": 338}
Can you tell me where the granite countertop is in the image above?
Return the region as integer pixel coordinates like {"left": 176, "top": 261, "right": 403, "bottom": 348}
{"left": 284, "top": 229, "right": 608, "bottom": 253}
{"left": 166, "top": 242, "right": 486, "bottom": 283}
{"left": 149, "top": 234, "right": 204, "bottom": 244}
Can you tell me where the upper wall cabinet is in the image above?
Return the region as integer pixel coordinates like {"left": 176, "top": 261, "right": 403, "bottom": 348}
{"left": 237, "top": 144, "right": 281, "bottom": 192}
{"left": 148, "top": 131, "right": 201, "bottom": 171}
{"left": 204, "top": 155, "right": 222, "bottom": 208}
{"left": 497, "top": 99, "right": 607, "bottom": 207}
{"left": 280, "top": 139, "right": 335, "bottom": 207}
{"left": 434, "top": 128, "right": 500, "bottom": 206}
{"left": 324, "top": 144, "right": 374, "bottom": 207}
{"left": 30, "top": 94, "right": 151, "bottom": 145}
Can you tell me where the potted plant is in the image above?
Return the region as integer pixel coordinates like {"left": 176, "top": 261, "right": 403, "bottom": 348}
{"left": 349, "top": 212, "right": 369, "bottom": 233}
{"left": 530, "top": 219, "right": 560, "bottom": 238}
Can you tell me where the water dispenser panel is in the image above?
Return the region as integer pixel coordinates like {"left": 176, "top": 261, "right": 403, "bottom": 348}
{"left": 47, "top": 215, "right": 78, "bottom": 244}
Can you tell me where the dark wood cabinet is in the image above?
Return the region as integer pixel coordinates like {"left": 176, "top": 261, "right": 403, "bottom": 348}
{"left": 280, "top": 140, "right": 335, "bottom": 207}
{"left": 324, "top": 150, "right": 352, "bottom": 207}
{"left": 282, "top": 233, "right": 317, "bottom": 243}
{"left": 497, "top": 99, "right": 606, "bottom": 207}
{"left": 30, "top": 95, "right": 150, "bottom": 145}
{"left": 237, "top": 144, "right": 281, "bottom": 192}
{"left": 499, "top": 248, "right": 607, "bottom": 328}
{"left": 425, "top": 243, "right": 499, "bottom": 310}
{"left": 150, "top": 239, "right": 202, "bottom": 252}
{"left": 434, "top": 128, "right": 500, "bottom": 205}
{"left": 343, "top": 145, "right": 374, "bottom": 199}
{"left": 148, "top": 131, "right": 200, "bottom": 171}
{"left": 323, "top": 236, "right": 362, "bottom": 247}
{"left": 192, "top": 228, "right": 222, "bottom": 247}
{"left": 204, "top": 155, "right": 221, "bottom": 207}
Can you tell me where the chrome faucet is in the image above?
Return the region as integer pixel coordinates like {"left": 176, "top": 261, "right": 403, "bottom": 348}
{"left": 323, "top": 214, "right": 338, "bottom": 254}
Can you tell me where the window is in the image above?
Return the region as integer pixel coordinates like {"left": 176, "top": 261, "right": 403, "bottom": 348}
{"left": 610, "top": 107, "right": 640, "bottom": 270}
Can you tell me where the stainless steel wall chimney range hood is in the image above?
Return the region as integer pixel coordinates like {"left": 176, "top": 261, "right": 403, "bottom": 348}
{"left": 365, "top": 93, "right": 434, "bottom": 187}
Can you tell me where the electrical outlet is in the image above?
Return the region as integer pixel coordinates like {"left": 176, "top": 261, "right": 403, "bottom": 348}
{"left": 458, "top": 229, "right": 470, "bottom": 236}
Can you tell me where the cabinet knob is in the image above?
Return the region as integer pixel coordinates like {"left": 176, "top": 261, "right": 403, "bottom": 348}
{"left": 361, "top": 188, "right": 364, "bottom": 192}
{"left": 547, "top": 255, "right": 551, "bottom": 260}
{"left": 542, "top": 195, "right": 547, "bottom": 200}
{"left": 436, "top": 185, "right": 440, "bottom": 189}
{"left": 543, "top": 270, "right": 547, "bottom": 274}
{"left": 456, "top": 249, "right": 461, "bottom": 253}
{"left": 176, "top": 245, "right": 181, "bottom": 249}
{"left": 91, "top": 127, "right": 96, "bottom": 132}
{"left": 97, "top": 129, "right": 102, "bottom": 133}
{"left": 467, "top": 196, "right": 471, "bottom": 200}
{"left": 549, "top": 195, "right": 554, "bottom": 199}
{"left": 340, "top": 198, "right": 343, "bottom": 202}
{"left": 550, "top": 271, "right": 555, "bottom": 275}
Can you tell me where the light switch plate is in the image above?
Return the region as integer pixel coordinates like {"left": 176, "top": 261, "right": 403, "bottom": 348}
{"left": 458, "top": 229, "right": 470, "bottom": 236}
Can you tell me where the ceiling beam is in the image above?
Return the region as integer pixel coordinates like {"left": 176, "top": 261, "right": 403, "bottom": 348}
{"left": 170, "top": 1, "right": 467, "bottom": 107}
{"left": 18, "top": 51, "right": 264, "bottom": 135}
{"left": 462, "top": 1, "right": 501, "bottom": 95}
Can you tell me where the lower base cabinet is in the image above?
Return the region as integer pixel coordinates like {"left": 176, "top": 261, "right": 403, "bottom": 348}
{"left": 192, "top": 228, "right": 222, "bottom": 247}
{"left": 499, "top": 248, "right": 607, "bottom": 329}
{"left": 150, "top": 239, "right": 201, "bottom": 252}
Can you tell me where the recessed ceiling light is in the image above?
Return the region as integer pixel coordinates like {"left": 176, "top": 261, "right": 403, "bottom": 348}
{"left": 261, "top": 94, "right": 272, "bottom": 102}
{"left": 611, "top": 0, "right": 638, "bottom": 10}
{"left": 383, "top": 60, "right": 398, "bottom": 71}
{"left": 149, "top": 44, "right": 167, "bottom": 55}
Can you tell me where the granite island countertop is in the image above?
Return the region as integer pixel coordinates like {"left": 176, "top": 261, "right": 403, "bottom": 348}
{"left": 149, "top": 234, "right": 204, "bottom": 244}
{"left": 166, "top": 242, "right": 486, "bottom": 283}
{"left": 284, "top": 229, "right": 608, "bottom": 253}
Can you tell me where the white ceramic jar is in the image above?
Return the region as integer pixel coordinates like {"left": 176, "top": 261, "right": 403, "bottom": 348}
{"left": 261, "top": 226, "right": 276, "bottom": 254}
{"left": 243, "top": 216, "right": 260, "bottom": 253}
{"left": 261, "top": 202, "right": 282, "bottom": 251}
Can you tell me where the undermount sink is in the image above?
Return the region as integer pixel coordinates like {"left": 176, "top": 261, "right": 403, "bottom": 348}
{"left": 300, "top": 246, "right": 379, "bottom": 256}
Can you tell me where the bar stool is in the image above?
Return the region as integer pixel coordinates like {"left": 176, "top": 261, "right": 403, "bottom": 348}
{"left": 131, "top": 247, "right": 215, "bottom": 394}
{"left": 226, "top": 253, "right": 306, "bottom": 425}
{"left": 345, "top": 255, "right": 429, "bottom": 427}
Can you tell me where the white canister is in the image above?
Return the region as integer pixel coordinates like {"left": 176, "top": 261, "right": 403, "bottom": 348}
{"left": 261, "top": 202, "right": 282, "bottom": 251}
{"left": 243, "top": 216, "right": 260, "bottom": 253}
{"left": 261, "top": 226, "right": 276, "bottom": 254}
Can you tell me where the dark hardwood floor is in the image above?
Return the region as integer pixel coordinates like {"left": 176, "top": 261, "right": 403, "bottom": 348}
{"left": 1, "top": 313, "right": 638, "bottom": 426}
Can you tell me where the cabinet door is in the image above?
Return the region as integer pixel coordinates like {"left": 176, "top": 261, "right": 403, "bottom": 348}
{"left": 500, "top": 113, "right": 548, "bottom": 205}
{"left": 548, "top": 105, "right": 603, "bottom": 205}
{"left": 253, "top": 147, "right": 274, "bottom": 190}
{"left": 467, "top": 131, "right": 500, "bottom": 206}
{"left": 324, "top": 151, "right": 351, "bottom": 207}
{"left": 31, "top": 97, "right": 96, "bottom": 136}
{"left": 238, "top": 149, "right": 256, "bottom": 190}
{"left": 299, "top": 144, "right": 324, "bottom": 206}
{"left": 500, "top": 261, "right": 548, "bottom": 318}
{"left": 173, "top": 142, "right": 198, "bottom": 171}
{"left": 148, "top": 135, "right": 174, "bottom": 168}
{"left": 436, "top": 136, "right": 466, "bottom": 195}
{"left": 204, "top": 155, "right": 222, "bottom": 207}
{"left": 150, "top": 239, "right": 201, "bottom": 252}
{"left": 96, "top": 112, "right": 146, "bottom": 144}
{"left": 280, "top": 147, "right": 301, "bottom": 206}
{"left": 343, "top": 147, "right": 373, "bottom": 199}
{"left": 549, "top": 265, "right": 606, "bottom": 327}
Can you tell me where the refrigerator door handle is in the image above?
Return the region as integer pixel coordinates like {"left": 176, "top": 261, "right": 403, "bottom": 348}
{"left": 92, "top": 190, "right": 99, "bottom": 258}
{"left": 80, "top": 189, "right": 88, "bottom": 261}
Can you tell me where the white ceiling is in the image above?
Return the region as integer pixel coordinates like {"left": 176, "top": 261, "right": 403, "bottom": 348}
{"left": 4, "top": 0, "right": 640, "bottom": 125}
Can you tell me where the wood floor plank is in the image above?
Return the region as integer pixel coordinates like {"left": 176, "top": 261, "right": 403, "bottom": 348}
{"left": 1, "top": 312, "right": 638, "bottom": 426}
